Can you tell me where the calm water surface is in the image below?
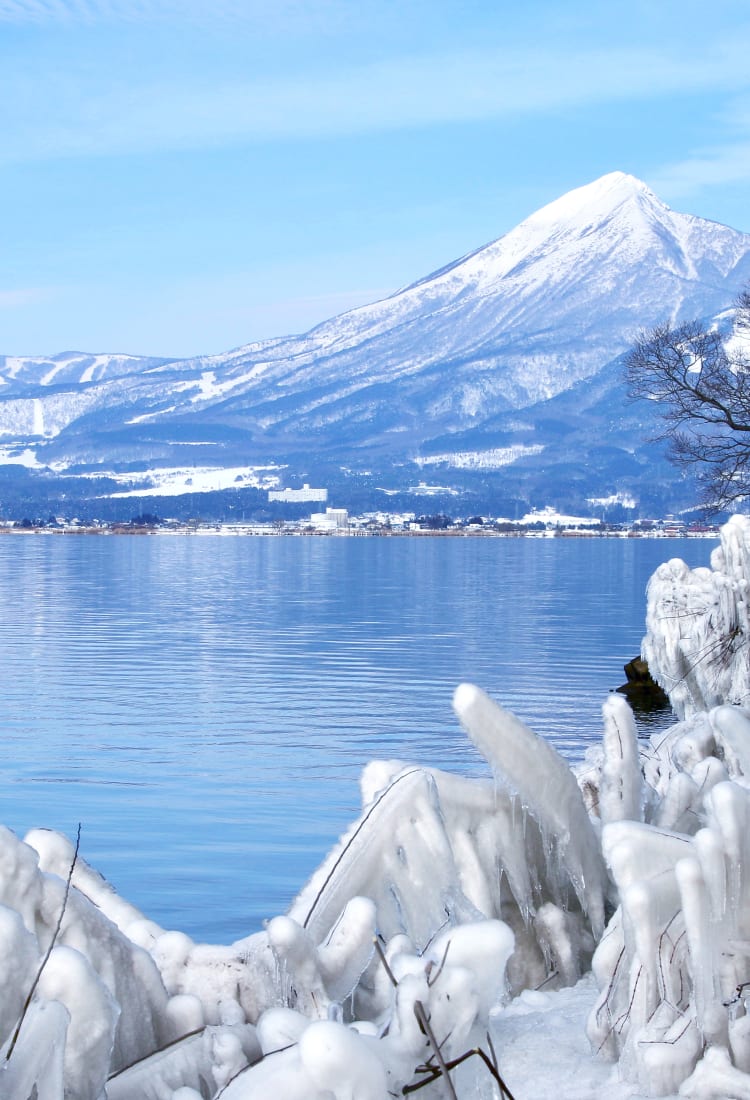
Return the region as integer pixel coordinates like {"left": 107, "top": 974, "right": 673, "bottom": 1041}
{"left": 0, "top": 534, "right": 713, "bottom": 941}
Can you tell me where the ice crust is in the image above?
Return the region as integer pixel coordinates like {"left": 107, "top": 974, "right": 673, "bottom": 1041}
{"left": 3, "top": 518, "right": 750, "bottom": 1097}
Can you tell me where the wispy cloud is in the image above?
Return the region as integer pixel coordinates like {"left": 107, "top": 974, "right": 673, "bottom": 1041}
{"left": 0, "top": 0, "right": 337, "bottom": 26}
{"left": 0, "top": 0, "right": 195, "bottom": 22}
{"left": 651, "top": 144, "right": 750, "bottom": 195}
{"left": 3, "top": 35, "right": 750, "bottom": 165}
{"left": 649, "top": 95, "right": 750, "bottom": 200}
{"left": 0, "top": 0, "right": 116, "bottom": 22}
{"left": 0, "top": 287, "right": 52, "bottom": 308}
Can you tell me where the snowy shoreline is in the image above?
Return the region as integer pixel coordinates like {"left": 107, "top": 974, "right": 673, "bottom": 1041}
{"left": 3, "top": 516, "right": 750, "bottom": 1099}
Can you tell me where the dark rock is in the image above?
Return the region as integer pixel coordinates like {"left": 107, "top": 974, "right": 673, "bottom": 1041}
{"left": 616, "top": 656, "right": 671, "bottom": 712}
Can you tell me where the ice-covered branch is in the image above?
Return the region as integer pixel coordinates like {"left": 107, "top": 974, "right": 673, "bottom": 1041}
{"left": 453, "top": 682, "right": 608, "bottom": 938}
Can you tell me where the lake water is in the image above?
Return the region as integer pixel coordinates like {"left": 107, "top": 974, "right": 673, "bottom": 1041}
{"left": 0, "top": 533, "right": 714, "bottom": 942}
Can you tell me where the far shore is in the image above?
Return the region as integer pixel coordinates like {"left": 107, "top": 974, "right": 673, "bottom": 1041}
{"left": 0, "top": 521, "right": 721, "bottom": 539}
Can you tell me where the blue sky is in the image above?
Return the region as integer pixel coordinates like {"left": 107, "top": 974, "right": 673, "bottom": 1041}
{"left": 2, "top": 0, "right": 750, "bottom": 358}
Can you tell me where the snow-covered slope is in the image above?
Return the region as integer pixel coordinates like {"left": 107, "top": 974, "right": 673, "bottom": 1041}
{"left": 2, "top": 172, "right": 750, "bottom": 513}
{"left": 162, "top": 172, "right": 750, "bottom": 398}
{"left": 0, "top": 351, "right": 173, "bottom": 392}
{"left": 127, "top": 172, "right": 750, "bottom": 424}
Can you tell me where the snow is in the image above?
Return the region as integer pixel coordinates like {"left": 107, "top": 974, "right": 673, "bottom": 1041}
{"left": 405, "top": 479, "right": 461, "bottom": 496}
{"left": 183, "top": 364, "right": 272, "bottom": 404}
{"left": 0, "top": 445, "right": 46, "bottom": 468}
{"left": 100, "top": 465, "right": 283, "bottom": 497}
{"left": 588, "top": 493, "right": 639, "bottom": 510}
{"left": 4, "top": 518, "right": 750, "bottom": 1098}
{"left": 415, "top": 444, "right": 545, "bottom": 469}
{"left": 517, "top": 505, "right": 602, "bottom": 527}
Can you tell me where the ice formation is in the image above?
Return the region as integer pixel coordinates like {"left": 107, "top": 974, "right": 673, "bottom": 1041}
{"left": 643, "top": 513, "right": 750, "bottom": 719}
{"left": 3, "top": 516, "right": 750, "bottom": 1098}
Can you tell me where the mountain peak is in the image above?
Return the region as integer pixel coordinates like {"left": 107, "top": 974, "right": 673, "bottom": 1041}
{"left": 400, "top": 172, "right": 674, "bottom": 301}
{"left": 522, "top": 171, "right": 663, "bottom": 234}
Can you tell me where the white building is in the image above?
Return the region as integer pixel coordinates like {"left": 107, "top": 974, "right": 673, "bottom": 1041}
{"left": 310, "top": 508, "right": 349, "bottom": 531}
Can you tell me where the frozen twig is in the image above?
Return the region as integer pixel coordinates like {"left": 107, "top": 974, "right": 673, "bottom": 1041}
{"left": 373, "top": 936, "right": 398, "bottom": 988}
{"left": 412, "top": 1000, "right": 458, "bottom": 1100}
{"left": 403, "top": 1043, "right": 518, "bottom": 1099}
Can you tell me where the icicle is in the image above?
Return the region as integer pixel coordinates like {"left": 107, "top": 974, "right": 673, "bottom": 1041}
{"left": 675, "top": 857, "right": 717, "bottom": 1036}
{"left": 711, "top": 705, "right": 750, "bottom": 778}
{"left": 600, "top": 694, "right": 643, "bottom": 826}
{"left": 655, "top": 771, "right": 701, "bottom": 833}
{"left": 317, "top": 896, "right": 376, "bottom": 1003}
{"left": 0, "top": 1001, "right": 69, "bottom": 1100}
{"left": 693, "top": 828, "right": 726, "bottom": 920}
{"left": 635, "top": 1011, "right": 701, "bottom": 1098}
{"left": 452, "top": 682, "right": 607, "bottom": 937}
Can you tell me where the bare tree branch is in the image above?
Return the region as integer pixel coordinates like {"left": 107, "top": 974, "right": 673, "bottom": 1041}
{"left": 625, "top": 288, "right": 750, "bottom": 512}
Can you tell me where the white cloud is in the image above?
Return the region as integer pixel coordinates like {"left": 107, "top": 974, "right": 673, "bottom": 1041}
{"left": 2, "top": 35, "right": 750, "bottom": 165}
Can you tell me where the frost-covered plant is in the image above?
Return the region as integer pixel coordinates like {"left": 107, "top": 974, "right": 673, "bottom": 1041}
{"left": 289, "top": 686, "right": 606, "bottom": 992}
{"left": 586, "top": 705, "right": 750, "bottom": 1097}
{"left": 0, "top": 683, "right": 608, "bottom": 1100}
{"left": 227, "top": 684, "right": 607, "bottom": 1098}
{"left": 582, "top": 519, "right": 750, "bottom": 1096}
{"left": 643, "top": 514, "right": 750, "bottom": 719}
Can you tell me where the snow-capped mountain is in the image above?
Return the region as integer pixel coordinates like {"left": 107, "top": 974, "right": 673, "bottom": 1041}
{"left": 2, "top": 172, "right": 750, "bottom": 518}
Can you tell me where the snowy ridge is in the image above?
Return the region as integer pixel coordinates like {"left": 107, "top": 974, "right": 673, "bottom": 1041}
{"left": 0, "top": 351, "right": 174, "bottom": 391}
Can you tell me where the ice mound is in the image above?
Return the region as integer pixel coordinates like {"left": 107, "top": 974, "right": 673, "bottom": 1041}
{"left": 643, "top": 513, "right": 750, "bottom": 719}
{"left": 2, "top": 516, "right": 750, "bottom": 1098}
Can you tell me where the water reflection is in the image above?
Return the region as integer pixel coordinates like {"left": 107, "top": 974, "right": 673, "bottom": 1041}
{"left": 0, "top": 535, "right": 713, "bottom": 941}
